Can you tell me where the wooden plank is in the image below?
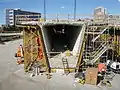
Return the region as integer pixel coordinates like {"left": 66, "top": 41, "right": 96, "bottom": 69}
{"left": 85, "top": 68, "right": 98, "bottom": 85}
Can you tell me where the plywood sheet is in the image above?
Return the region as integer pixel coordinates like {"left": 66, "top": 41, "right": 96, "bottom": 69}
{"left": 85, "top": 68, "right": 98, "bottom": 85}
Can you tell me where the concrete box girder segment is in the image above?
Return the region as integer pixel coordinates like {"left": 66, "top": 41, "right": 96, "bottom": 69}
{"left": 41, "top": 22, "right": 86, "bottom": 69}
{"left": 21, "top": 21, "right": 86, "bottom": 73}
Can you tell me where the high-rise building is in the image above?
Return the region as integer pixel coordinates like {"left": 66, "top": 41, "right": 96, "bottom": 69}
{"left": 5, "top": 8, "right": 41, "bottom": 25}
{"left": 94, "top": 7, "right": 107, "bottom": 22}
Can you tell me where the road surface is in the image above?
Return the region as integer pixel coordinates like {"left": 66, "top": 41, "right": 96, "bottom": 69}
{"left": 0, "top": 39, "right": 23, "bottom": 81}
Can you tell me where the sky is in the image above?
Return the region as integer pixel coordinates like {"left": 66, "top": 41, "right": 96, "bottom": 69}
{"left": 0, "top": 0, "right": 120, "bottom": 24}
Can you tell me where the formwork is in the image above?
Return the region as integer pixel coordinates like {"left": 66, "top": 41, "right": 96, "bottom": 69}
{"left": 22, "top": 22, "right": 86, "bottom": 74}
{"left": 23, "top": 25, "right": 50, "bottom": 72}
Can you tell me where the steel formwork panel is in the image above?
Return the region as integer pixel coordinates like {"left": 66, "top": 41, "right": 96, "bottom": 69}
{"left": 23, "top": 25, "right": 49, "bottom": 72}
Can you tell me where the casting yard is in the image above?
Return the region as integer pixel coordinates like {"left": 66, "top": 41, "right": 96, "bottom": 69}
{"left": 0, "top": 39, "right": 120, "bottom": 90}
{"left": 0, "top": 39, "right": 23, "bottom": 81}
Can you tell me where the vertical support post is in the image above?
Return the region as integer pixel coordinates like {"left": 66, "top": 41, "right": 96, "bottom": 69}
{"left": 68, "top": 13, "right": 70, "bottom": 22}
{"left": 106, "top": 14, "right": 109, "bottom": 62}
{"left": 57, "top": 13, "right": 59, "bottom": 22}
{"left": 74, "top": 0, "right": 76, "bottom": 21}
{"left": 44, "top": 0, "right": 46, "bottom": 21}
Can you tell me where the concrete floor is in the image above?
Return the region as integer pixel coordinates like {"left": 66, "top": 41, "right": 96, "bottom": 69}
{"left": 0, "top": 39, "right": 120, "bottom": 90}
{"left": 0, "top": 69, "right": 120, "bottom": 90}
{"left": 0, "top": 39, "right": 23, "bottom": 81}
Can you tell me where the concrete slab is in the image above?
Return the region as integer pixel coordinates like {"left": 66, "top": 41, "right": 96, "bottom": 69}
{"left": 0, "top": 39, "right": 23, "bottom": 81}
{"left": 1, "top": 69, "right": 120, "bottom": 90}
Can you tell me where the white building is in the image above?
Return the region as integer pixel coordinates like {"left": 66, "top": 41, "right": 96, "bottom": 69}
{"left": 108, "top": 15, "right": 120, "bottom": 24}
{"left": 5, "top": 8, "right": 41, "bottom": 26}
{"left": 94, "top": 7, "right": 107, "bottom": 22}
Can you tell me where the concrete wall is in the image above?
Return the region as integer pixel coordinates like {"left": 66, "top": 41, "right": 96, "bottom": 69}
{"left": 41, "top": 26, "right": 52, "bottom": 54}
{"left": 41, "top": 23, "right": 83, "bottom": 56}
{"left": 72, "top": 24, "right": 86, "bottom": 56}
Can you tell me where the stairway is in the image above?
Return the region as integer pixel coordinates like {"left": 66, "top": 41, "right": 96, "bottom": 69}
{"left": 91, "top": 44, "right": 110, "bottom": 64}
{"left": 62, "top": 57, "right": 70, "bottom": 74}
{"left": 91, "top": 42, "right": 106, "bottom": 57}
{"left": 92, "top": 26, "right": 109, "bottom": 42}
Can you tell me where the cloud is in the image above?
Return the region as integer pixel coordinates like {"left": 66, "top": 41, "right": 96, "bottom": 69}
{"left": 61, "top": 6, "right": 65, "bottom": 9}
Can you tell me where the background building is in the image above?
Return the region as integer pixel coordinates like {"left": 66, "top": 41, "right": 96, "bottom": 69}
{"left": 108, "top": 15, "right": 120, "bottom": 25}
{"left": 94, "top": 7, "right": 107, "bottom": 22}
{"left": 6, "top": 9, "right": 41, "bottom": 25}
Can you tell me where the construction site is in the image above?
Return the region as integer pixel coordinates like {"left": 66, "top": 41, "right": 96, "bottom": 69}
{"left": 1, "top": 13, "right": 120, "bottom": 90}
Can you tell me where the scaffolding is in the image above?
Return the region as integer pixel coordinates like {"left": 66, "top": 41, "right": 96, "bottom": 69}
{"left": 81, "top": 14, "right": 120, "bottom": 67}
{"left": 18, "top": 14, "right": 120, "bottom": 74}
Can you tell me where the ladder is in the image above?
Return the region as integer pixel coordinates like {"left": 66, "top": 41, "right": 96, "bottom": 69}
{"left": 62, "top": 57, "right": 70, "bottom": 75}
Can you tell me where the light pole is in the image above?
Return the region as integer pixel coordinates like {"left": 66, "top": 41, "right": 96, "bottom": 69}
{"left": 44, "top": 0, "right": 46, "bottom": 21}
{"left": 74, "top": 0, "right": 76, "bottom": 21}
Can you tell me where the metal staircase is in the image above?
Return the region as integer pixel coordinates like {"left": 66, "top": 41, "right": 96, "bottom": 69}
{"left": 90, "top": 42, "right": 106, "bottom": 57}
{"left": 91, "top": 44, "right": 110, "bottom": 64}
{"left": 92, "top": 26, "right": 109, "bottom": 42}
{"left": 83, "top": 24, "right": 111, "bottom": 65}
{"left": 62, "top": 57, "right": 70, "bottom": 74}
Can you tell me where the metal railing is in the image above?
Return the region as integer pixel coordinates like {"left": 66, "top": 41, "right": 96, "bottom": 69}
{"left": 92, "top": 26, "right": 109, "bottom": 42}
{"left": 91, "top": 44, "right": 110, "bottom": 64}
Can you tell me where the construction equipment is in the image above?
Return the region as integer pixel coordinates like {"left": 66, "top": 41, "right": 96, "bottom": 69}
{"left": 107, "top": 60, "right": 120, "bottom": 74}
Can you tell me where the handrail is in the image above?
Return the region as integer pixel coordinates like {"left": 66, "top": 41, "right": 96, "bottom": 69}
{"left": 92, "top": 43, "right": 107, "bottom": 58}
{"left": 91, "top": 42, "right": 107, "bottom": 57}
{"left": 92, "top": 26, "right": 109, "bottom": 42}
{"left": 91, "top": 45, "right": 109, "bottom": 64}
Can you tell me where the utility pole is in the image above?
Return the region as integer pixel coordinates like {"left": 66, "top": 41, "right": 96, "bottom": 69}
{"left": 44, "top": 0, "right": 46, "bottom": 21}
{"left": 74, "top": 0, "right": 76, "bottom": 21}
